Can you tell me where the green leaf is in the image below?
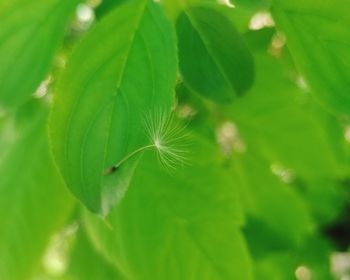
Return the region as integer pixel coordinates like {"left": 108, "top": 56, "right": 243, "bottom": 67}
{"left": 83, "top": 133, "right": 252, "bottom": 279}
{"left": 295, "top": 236, "right": 334, "bottom": 280}
{"left": 66, "top": 230, "right": 124, "bottom": 280}
{"left": 254, "top": 253, "right": 295, "bottom": 280}
{"left": 297, "top": 178, "right": 347, "bottom": 226}
{"left": 233, "top": 151, "right": 313, "bottom": 249}
{"left": 0, "top": 100, "right": 75, "bottom": 280}
{"left": 49, "top": 0, "right": 177, "bottom": 214}
{"left": 272, "top": 0, "right": 350, "bottom": 115}
{"left": 254, "top": 235, "right": 333, "bottom": 280}
{"left": 176, "top": 6, "right": 254, "bottom": 103}
{"left": 161, "top": 0, "right": 216, "bottom": 21}
{"left": 233, "top": 0, "right": 271, "bottom": 10}
{"left": 95, "top": 0, "right": 126, "bottom": 18}
{"left": 0, "top": 0, "right": 78, "bottom": 110}
{"left": 228, "top": 52, "right": 349, "bottom": 179}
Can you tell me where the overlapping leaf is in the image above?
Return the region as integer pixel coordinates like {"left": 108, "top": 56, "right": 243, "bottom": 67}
{"left": 50, "top": 0, "right": 177, "bottom": 214}
{"left": 0, "top": 100, "right": 74, "bottom": 280}
{"left": 95, "top": 0, "right": 126, "bottom": 18}
{"left": 0, "top": 0, "right": 78, "bottom": 109}
{"left": 176, "top": 6, "right": 254, "bottom": 103}
{"left": 228, "top": 52, "right": 349, "bottom": 179}
{"left": 232, "top": 151, "right": 313, "bottom": 249}
{"left": 272, "top": 0, "right": 350, "bottom": 115}
{"left": 254, "top": 235, "right": 333, "bottom": 280}
{"left": 83, "top": 132, "right": 252, "bottom": 279}
{"left": 66, "top": 230, "right": 124, "bottom": 280}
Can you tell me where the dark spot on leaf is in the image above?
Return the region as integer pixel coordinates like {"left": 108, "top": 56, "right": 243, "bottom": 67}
{"left": 103, "top": 166, "right": 118, "bottom": 176}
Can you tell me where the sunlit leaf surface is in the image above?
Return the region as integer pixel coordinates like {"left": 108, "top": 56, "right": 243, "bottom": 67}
{"left": 0, "top": 0, "right": 78, "bottom": 109}
{"left": 272, "top": 0, "right": 350, "bottom": 115}
{"left": 83, "top": 132, "right": 252, "bottom": 279}
{"left": 176, "top": 6, "right": 254, "bottom": 103}
{"left": 50, "top": 0, "right": 177, "bottom": 214}
{"left": 0, "top": 1, "right": 349, "bottom": 279}
{"left": 0, "top": 100, "right": 74, "bottom": 280}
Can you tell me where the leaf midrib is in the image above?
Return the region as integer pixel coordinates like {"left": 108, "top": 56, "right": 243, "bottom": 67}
{"left": 99, "top": 1, "right": 149, "bottom": 205}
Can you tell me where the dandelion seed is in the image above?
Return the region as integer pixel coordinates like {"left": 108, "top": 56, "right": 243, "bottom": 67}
{"left": 144, "top": 111, "right": 189, "bottom": 169}
{"left": 103, "top": 111, "right": 189, "bottom": 175}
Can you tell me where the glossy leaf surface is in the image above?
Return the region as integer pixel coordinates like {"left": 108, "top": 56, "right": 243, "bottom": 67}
{"left": 0, "top": 101, "right": 74, "bottom": 280}
{"left": 0, "top": 0, "right": 78, "bottom": 109}
{"left": 176, "top": 6, "right": 254, "bottom": 103}
{"left": 50, "top": 0, "right": 177, "bottom": 214}
{"left": 83, "top": 132, "right": 252, "bottom": 279}
{"left": 272, "top": 0, "right": 350, "bottom": 115}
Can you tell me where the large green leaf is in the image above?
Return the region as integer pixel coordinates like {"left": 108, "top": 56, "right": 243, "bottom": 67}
{"left": 176, "top": 6, "right": 254, "bottom": 103}
{"left": 254, "top": 235, "right": 333, "bottom": 280}
{"left": 49, "top": 0, "right": 177, "bottom": 214}
{"left": 83, "top": 132, "right": 252, "bottom": 279}
{"left": 228, "top": 52, "right": 349, "bottom": 179}
{"left": 175, "top": 28, "right": 343, "bottom": 249}
{"left": 272, "top": 0, "right": 350, "bottom": 115}
{"left": 232, "top": 151, "right": 313, "bottom": 249}
{"left": 297, "top": 178, "right": 347, "bottom": 226}
{"left": 66, "top": 230, "right": 124, "bottom": 280}
{"left": 95, "top": 0, "right": 126, "bottom": 18}
{"left": 0, "top": 100, "right": 75, "bottom": 280}
{"left": 0, "top": 0, "right": 78, "bottom": 110}
{"left": 233, "top": 0, "right": 271, "bottom": 10}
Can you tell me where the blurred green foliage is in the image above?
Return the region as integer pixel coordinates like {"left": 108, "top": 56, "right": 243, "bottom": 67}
{"left": 1, "top": 0, "right": 350, "bottom": 279}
